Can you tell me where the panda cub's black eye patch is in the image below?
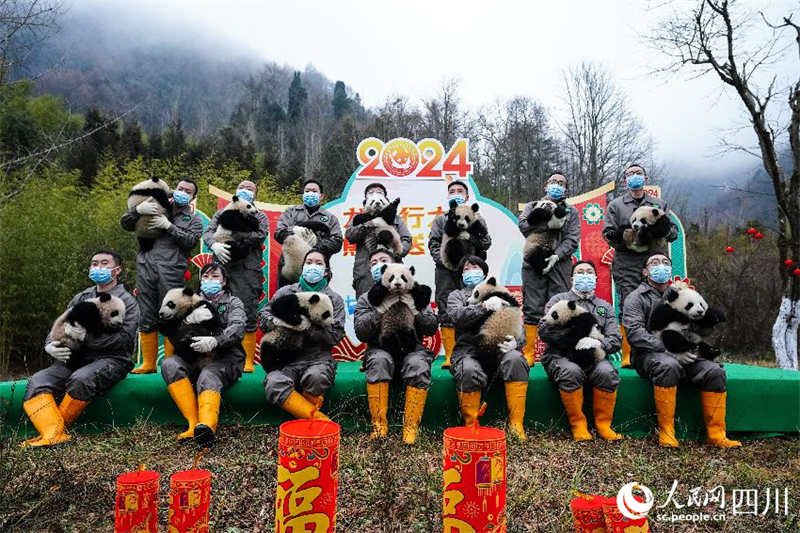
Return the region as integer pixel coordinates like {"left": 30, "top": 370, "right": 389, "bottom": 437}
{"left": 685, "top": 303, "right": 694, "bottom": 310}
{"left": 111, "top": 311, "right": 119, "bottom": 317}
{"left": 401, "top": 275, "right": 407, "bottom": 282}
{"left": 551, "top": 312, "right": 559, "bottom": 320}
{"left": 322, "top": 311, "right": 331, "bottom": 319}
{"left": 388, "top": 275, "right": 395, "bottom": 282}
{"left": 167, "top": 302, "right": 176, "bottom": 309}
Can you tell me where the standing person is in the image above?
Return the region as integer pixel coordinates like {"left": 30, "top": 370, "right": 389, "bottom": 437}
{"left": 538, "top": 261, "right": 623, "bottom": 442}
{"left": 447, "top": 256, "right": 529, "bottom": 441}
{"left": 274, "top": 179, "right": 343, "bottom": 289}
{"left": 22, "top": 250, "right": 139, "bottom": 447}
{"left": 122, "top": 178, "right": 202, "bottom": 374}
{"left": 345, "top": 182, "right": 412, "bottom": 298}
{"left": 203, "top": 180, "right": 269, "bottom": 373}
{"left": 259, "top": 249, "right": 345, "bottom": 420}
{"left": 161, "top": 263, "right": 246, "bottom": 448}
{"left": 602, "top": 164, "right": 678, "bottom": 366}
{"left": 624, "top": 253, "right": 740, "bottom": 448}
{"left": 429, "top": 181, "right": 491, "bottom": 369}
{"left": 354, "top": 249, "right": 438, "bottom": 444}
{"left": 518, "top": 173, "right": 580, "bottom": 366}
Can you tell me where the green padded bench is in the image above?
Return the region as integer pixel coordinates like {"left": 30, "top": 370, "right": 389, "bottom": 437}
{"left": 1, "top": 362, "right": 798, "bottom": 441}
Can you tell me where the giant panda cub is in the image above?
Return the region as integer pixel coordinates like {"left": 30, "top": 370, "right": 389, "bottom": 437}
{"left": 440, "top": 201, "right": 487, "bottom": 271}
{"left": 260, "top": 292, "right": 335, "bottom": 372}
{"left": 523, "top": 200, "right": 569, "bottom": 275}
{"left": 465, "top": 277, "right": 523, "bottom": 377}
{"left": 156, "top": 288, "right": 224, "bottom": 365}
{"left": 367, "top": 263, "right": 431, "bottom": 366}
{"left": 49, "top": 293, "right": 127, "bottom": 370}
{"left": 280, "top": 221, "right": 332, "bottom": 285}
{"left": 351, "top": 195, "right": 403, "bottom": 256}
{"left": 542, "top": 300, "right": 606, "bottom": 369}
{"left": 648, "top": 287, "right": 725, "bottom": 362}
{"left": 622, "top": 206, "right": 671, "bottom": 252}
{"left": 213, "top": 195, "right": 261, "bottom": 262}
{"left": 127, "top": 177, "right": 173, "bottom": 251}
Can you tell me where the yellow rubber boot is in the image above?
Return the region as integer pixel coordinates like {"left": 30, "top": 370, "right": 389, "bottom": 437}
{"left": 58, "top": 393, "right": 89, "bottom": 429}
{"left": 559, "top": 389, "right": 593, "bottom": 441}
{"left": 163, "top": 336, "right": 175, "bottom": 358}
{"left": 523, "top": 324, "right": 538, "bottom": 366}
{"left": 23, "top": 394, "right": 71, "bottom": 447}
{"left": 367, "top": 382, "right": 389, "bottom": 439}
{"left": 281, "top": 390, "right": 330, "bottom": 420}
{"left": 620, "top": 326, "right": 632, "bottom": 368}
{"left": 440, "top": 327, "right": 456, "bottom": 369}
{"left": 167, "top": 378, "right": 199, "bottom": 441}
{"left": 701, "top": 391, "right": 742, "bottom": 448}
{"left": 195, "top": 390, "right": 221, "bottom": 449}
{"left": 592, "top": 388, "right": 623, "bottom": 441}
{"left": 402, "top": 386, "right": 428, "bottom": 445}
{"left": 303, "top": 392, "right": 324, "bottom": 411}
{"left": 131, "top": 331, "right": 159, "bottom": 374}
{"left": 457, "top": 391, "right": 482, "bottom": 427}
{"left": 504, "top": 381, "right": 528, "bottom": 441}
{"left": 654, "top": 385, "right": 679, "bottom": 447}
{"left": 242, "top": 331, "right": 257, "bottom": 373}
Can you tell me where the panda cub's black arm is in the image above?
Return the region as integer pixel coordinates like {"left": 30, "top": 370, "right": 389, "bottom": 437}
{"left": 527, "top": 207, "right": 552, "bottom": 226}
{"left": 367, "top": 282, "right": 390, "bottom": 307}
{"left": 270, "top": 294, "right": 304, "bottom": 327}
{"left": 650, "top": 215, "right": 672, "bottom": 239}
{"left": 67, "top": 302, "right": 104, "bottom": 333}
{"left": 486, "top": 291, "right": 519, "bottom": 308}
{"left": 410, "top": 283, "right": 432, "bottom": 312}
{"left": 442, "top": 215, "right": 461, "bottom": 237}
{"left": 468, "top": 220, "right": 488, "bottom": 238}
{"left": 694, "top": 308, "right": 725, "bottom": 330}
{"left": 155, "top": 317, "right": 182, "bottom": 338}
{"left": 351, "top": 212, "right": 376, "bottom": 226}
{"left": 647, "top": 305, "right": 688, "bottom": 332}
{"left": 379, "top": 198, "right": 401, "bottom": 224}
{"left": 197, "top": 301, "right": 224, "bottom": 334}
{"left": 297, "top": 220, "right": 332, "bottom": 236}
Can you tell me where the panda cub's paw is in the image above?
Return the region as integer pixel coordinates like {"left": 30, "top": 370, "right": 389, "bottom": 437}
{"left": 367, "top": 282, "right": 390, "bottom": 307}
{"left": 410, "top": 283, "right": 432, "bottom": 312}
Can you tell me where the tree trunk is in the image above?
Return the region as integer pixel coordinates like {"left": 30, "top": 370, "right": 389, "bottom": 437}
{"left": 773, "top": 296, "right": 800, "bottom": 370}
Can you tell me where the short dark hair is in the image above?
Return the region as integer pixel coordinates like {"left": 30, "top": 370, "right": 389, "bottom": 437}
{"left": 572, "top": 260, "right": 596, "bottom": 274}
{"left": 93, "top": 249, "right": 122, "bottom": 267}
{"left": 447, "top": 180, "right": 468, "bottom": 193}
{"left": 549, "top": 172, "right": 568, "bottom": 182}
{"left": 303, "top": 179, "right": 324, "bottom": 194}
{"left": 457, "top": 255, "right": 489, "bottom": 277}
{"left": 625, "top": 164, "right": 647, "bottom": 177}
{"left": 178, "top": 177, "right": 199, "bottom": 197}
{"left": 645, "top": 251, "right": 671, "bottom": 264}
{"left": 364, "top": 182, "right": 387, "bottom": 197}
{"left": 369, "top": 246, "right": 398, "bottom": 263}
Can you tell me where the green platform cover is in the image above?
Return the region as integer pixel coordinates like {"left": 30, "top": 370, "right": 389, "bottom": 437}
{"left": 1, "top": 362, "right": 798, "bottom": 440}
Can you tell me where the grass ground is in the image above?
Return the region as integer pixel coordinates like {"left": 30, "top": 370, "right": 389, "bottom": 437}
{"left": 0, "top": 421, "right": 797, "bottom": 533}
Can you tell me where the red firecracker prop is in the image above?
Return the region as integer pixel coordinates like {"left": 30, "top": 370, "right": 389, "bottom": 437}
{"left": 784, "top": 259, "right": 795, "bottom": 267}
{"left": 755, "top": 232, "right": 765, "bottom": 239}
{"left": 747, "top": 228, "right": 757, "bottom": 235}
{"left": 725, "top": 246, "right": 735, "bottom": 253}
{"left": 276, "top": 419, "right": 341, "bottom": 533}
{"left": 602, "top": 495, "right": 650, "bottom": 533}
{"left": 443, "top": 425, "right": 507, "bottom": 533}
{"left": 793, "top": 269, "right": 800, "bottom": 277}
{"left": 168, "top": 451, "right": 212, "bottom": 533}
{"left": 115, "top": 465, "right": 159, "bottom": 533}
{"left": 570, "top": 492, "right": 607, "bottom": 532}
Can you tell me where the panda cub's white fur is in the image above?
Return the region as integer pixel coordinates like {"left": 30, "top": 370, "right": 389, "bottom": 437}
{"left": 466, "top": 277, "right": 523, "bottom": 355}
{"left": 440, "top": 201, "right": 487, "bottom": 271}
{"left": 371, "top": 263, "right": 419, "bottom": 356}
{"left": 522, "top": 200, "right": 569, "bottom": 275}
{"left": 280, "top": 221, "right": 332, "bottom": 284}
{"left": 49, "top": 294, "right": 127, "bottom": 354}
{"left": 127, "top": 177, "right": 172, "bottom": 242}
{"left": 359, "top": 195, "right": 403, "bottom": 256}
{"left": 622, "top": 206, "right": 670, "bottom": 252}
{"left": 213, "top": 195, "right": 261, "bottom": 262}
{"left": 542, "top": 299, "right": 606, "bottom": 368}
{"left": 647, "top": 287, "right": 725, "bottom": 362}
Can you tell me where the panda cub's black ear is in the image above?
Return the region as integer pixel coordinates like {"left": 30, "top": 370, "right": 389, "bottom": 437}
{"left": 380, "top": 264, "right": 389, "bottom": 275}
{"left": 232, "top": 195, "right": 239, "bottom": 202}
{"left": 151, "top": 177, "right": 160, "bottom": 183}
{"left": 652, "top": 208, "right": 660, "bottom": 217}
{"left": 449, "top": 199, "right": 458, "bottom": 209}
{"left": 667, "top": 290, "right": 680, "bottom": 303}
{"left": 183, "top": 287, "right": 195, "bottom": 296}
{"left": 486, "top": 277, "right": 497, "bottom": 286}
{"left": 567, "top": 301, "right": 577, "bottom": 310}
{"left": 308, "top": 294, "right": 320, "bottom": 304}
{"left": 471, "top": 203, "right": 479, "bottom": 213}
{"left": 98, "top": 293, "right": 111, "bottom": 302}
{"left": 409, "top": 266, "right": 415, "bottom": 276}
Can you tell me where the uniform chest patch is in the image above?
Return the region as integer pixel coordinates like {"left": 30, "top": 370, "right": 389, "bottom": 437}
{"left": 651, "top": 204, "right": 661, "bottom": 209}
{"left": 320, "top": 215, "right": 329, "bottom": 222}
{"left": 217, "top": 304, "right": 227, "bottom": 315}
{"left": 182, "top": 214, "right": 191, "bottom": 222}
{"left": 596, "top": 306, "right": 607, "bottom": 317}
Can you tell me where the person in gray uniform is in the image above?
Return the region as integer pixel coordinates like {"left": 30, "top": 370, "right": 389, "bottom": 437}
{"left": 602, "top": 164, "right": 678, "bottom": 366}
{"left": 429, "top": 180, "right": 491, "bottom": 369}
{"left": 447, "top": 255, "right": 529, "bottom": 441}
{"left": 518, "top": 172, "right": 581, "bottom": 366}
{"left": 203, "top": 179, "right": 269, "bottom": 373}
{"left": 161, "top": 262, "right": 246, "bottom": 449}
{"left": 623, "top": 252, "right": 740, "bottom": 449}
{"left": 354, "top": 248, "right": 438, "bottom": 444}
{"left": 274, "top": 179, "right": 344, "bottom": 287}
{"left": 22, "top": 250, "right": 140, "bottom": 447}
{"left": 121, "top": 178, "right": 202, "bottom": 374}
{"left": 258, "top": 249, "right": 345, "bottom": 421}
{"left": 538, "top": 260, "right": 622, "bottom": 442}
{"left": 345, "top": 182, "right": 413, "bottom": 298}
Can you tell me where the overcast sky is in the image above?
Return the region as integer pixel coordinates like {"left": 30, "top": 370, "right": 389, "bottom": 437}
{"left": 77, "top": 0, "right": 798, "bottom": 177}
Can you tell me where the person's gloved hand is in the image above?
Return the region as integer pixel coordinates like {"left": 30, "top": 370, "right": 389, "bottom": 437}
{"left": 377, "top": 294, "right": 401, "bottom": 314}
{"left": 272, "top": 316, "right": 311, "bottom": 331}
{"left": 497, "top": 335, "right": 517, "bottom": 354}
{"left": 190, "top": 336, "right": 218, "bottom": 353}
{"left": 211, "top": 242, "right": 231, "bottom": 264}
{"left": 136, "top": 201, "right": 159, "bottom": 216}
{"left": 575, "top": 337, "right": 603, "bottom": 351}
{"left": 184, "top": 306, "right": 213, "bottom": 324}
{"left": 483, "top": 296, "right": 508, "bottom": 312}
{"left": 541, "top": 254, "right": 560, "bottom": 275}
{"left": 45, "top": 341, "right": 71, "bottom": 362}
{"left": 148, "top": 214, "right": 172, "bottom": 231}
{"left": 296, "top": 226, "right": 317, "bottom": 245}
{"left": 64, "top": 323, "right": 87, "bottom": 341}
{"left": 676, "top": 352, "right": 698, "bottom": 366}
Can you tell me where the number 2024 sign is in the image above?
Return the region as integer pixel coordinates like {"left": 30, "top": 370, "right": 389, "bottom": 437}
{"left": 356, "top": 138, "right": 473, "bottom": 179}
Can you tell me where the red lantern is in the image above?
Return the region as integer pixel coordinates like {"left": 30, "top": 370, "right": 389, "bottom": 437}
{"left": 747, "top": 228, "right": 757, "bottom": 235}
{"left": 792, "top": 269, "right": 800, "bottom": 277}
{"left": 725, "top": 246, "right": 735, "bottom": 253}
{"left": 785, "top": 259, "right": 795, "bottom": 267}
{"left": 168, "top": 468, "right": 212, "bottom": 532}
{"left": 570, "top": 493, "right": 607, "bottom": 532}
{"left": 602, "top": 496, "right": 650, "bottom": 533}
{"left": 115, "top": 467, "right": 159, "bottom": 533}
{"left": 276, "top": 419, "right": 341, "bottom": 533}
{"left": 755, "top": 232, "right": 765, "bottom": 239}
{"left": 184, "top": 270, "right": 192, "bottom": 281}
{"left": 443, "top": 426, "right": 507, "bottom": 533}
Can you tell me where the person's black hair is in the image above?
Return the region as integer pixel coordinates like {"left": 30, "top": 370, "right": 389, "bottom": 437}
{"left": 303, "top": 248, "right": 333, "bottom": 281}
{"left": 625, "top": 163, "right": 647, "bottom": 177}
{"left": 456, "top": 255, "right": 489, "bottom": 277}
{"left": 303, "top": 179, "right": 324, "bottom": 194}
{"left": 549, "top": 171, "right": 568, "bottom": 182}
{"left": 572, "top": 260, "right": 596, "bottom": 274}
{"left": 447, "top": 180, "right": 469, "bottom": 193}
{"left": 645, "top": 251, "right": 671, "bottom": 265}
{"left": 364, "top": 182, "right": 388, "bottom": 197}
{"left": 93, "top": 249, "right": 123, "bottom": 267}
{"left": 200, "top": 262, "right": 230, "bottom": 291}
{"left": 177, "top": 177, "right": 199, "bottom": 197}
{"left": 369, "top": 246, "right": 400, "bottom": 264}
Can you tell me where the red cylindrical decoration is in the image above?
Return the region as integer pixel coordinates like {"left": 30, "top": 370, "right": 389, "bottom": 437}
{"left": 602, "top": 496, "right": 650, "bottom": 533}
{"left": 276, "top": 419, "right": 341, "bottom": 533}
{"left": 168, "top": 468, "right": 212, "bottom": 532}
{"left": 570, "top": 493, "right": 607, "bottom": 532}
{"left": 443, "top": 426, "right": 507, "bottom": 533}
{"left": 114, "top": 468, "right": 159, "bottom": 533}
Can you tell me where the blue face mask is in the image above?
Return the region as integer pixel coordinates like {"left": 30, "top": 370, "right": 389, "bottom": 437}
{"left": 573, "top": 273, "right": 597, "bottom": 293}
{"left": 371, "top": 262, "right": 386, "bottom": 282}
{"left": 89, "top": 267, "right": 115, "bottom": 285}
{"left": 626, "top": 174, "right": 645, "bottom": 190}
{"left": 235, "top": 189, "right": 255, "bottom": 203}
{"left": 546, "top": 184, "right": 566, "bottom": 201}
{"left": 448, "top": 194, "right": 466, "bottom": 206}
{"left": 201, "top": 280, "right": 223, "bottom": 297}
{"left": 302, "top": 264, "right": 325, "bottom": 284}
{"left": 172, "top": 190, "right": 191, "bottom": 206}
{"left": 649, "top": 264, "right": 672, "bottom": 284}
{"left": 462, "top": 270, "right": 485, "bottom": 288}
{"left": 303, "top": 192, "right": 321, "bottom": 208}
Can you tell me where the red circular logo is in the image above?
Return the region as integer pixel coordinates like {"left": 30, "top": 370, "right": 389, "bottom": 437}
{"left": 381, "top": 140, "right": 419, "bottom": 177}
